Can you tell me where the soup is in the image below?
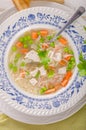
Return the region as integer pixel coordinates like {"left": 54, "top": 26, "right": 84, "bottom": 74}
{"left": 8, "top": 29, "right": 76, "bottom": 95}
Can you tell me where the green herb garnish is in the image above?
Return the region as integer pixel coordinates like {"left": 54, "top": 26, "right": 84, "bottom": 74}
{"left": 23, "top": 43, "right": 28, "bottom": 48}
{"left": 83, "top": 26, "right": 86, "bottom": 31}
{"left": 50, "top": 42, "right": 55, "bottom": 47}
{"left": 12, "top": 66, "right": 17, "bottom": 72}
{"left": 38, "top": 50, "right": 50, "bottom": 67}
{"left": 37, "top": 31, "right": 41, "bottom": 35}
{"left": 47, "top": 35, "right": 53, "bottom": 40}
{"left": 38, "top": 50, "right": 48, "bottom": 58}
{"left": 12, "top": 46, "right": 17, "bottom": 52}
{"left": 40, "top": 37, "right": 45, "bottom": 43}
{"left": 9, "top": 63, "right": 13, "bottom": 69}
{"left": 20, "top": 61, "right": 26, "bottom": 67}
{"left": 77, "top": 52, "right": 86, "bottom": 76}
{"left": 57, "top": 35, "right": 62, "bottom": 40}
{"left": 26, "top": 71, "right": 30, "bottom": 75}
{"left": 84, "top": 40, "right": 86, "bottom": 44}
{"left": 9, "top": 63, "right": 17, "bottom": 72}
{"left": 35, "top": 71, "right": 40, "bottom": 78}
{"left": 41, "top": 57, "right": 50, "bottom": 66}
{"left": 14, "top": 53, "right": 21, "bottom": 63}
{"left": 64, "top": 47, "right": 73, "bottom": 54}
{"left": 48, "top": 70, "right": 55, "bottom": 78}
{"left": 67, "top": 57, "right": 75, "bottom": 71}
{"left": 29, "top": 39, "right": 33, "bottom": 44}
{"left": 40, "top": 87, "right": 47, "bottom": 94}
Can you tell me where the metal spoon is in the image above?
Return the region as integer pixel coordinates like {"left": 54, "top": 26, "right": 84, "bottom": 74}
{"left": 50, "top": 6, "right": 85, "bottom": 42}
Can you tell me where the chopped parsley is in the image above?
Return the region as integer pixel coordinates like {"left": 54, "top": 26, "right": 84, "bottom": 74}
{"left": 77, "top": 52, "right": 86, "bottom": 76}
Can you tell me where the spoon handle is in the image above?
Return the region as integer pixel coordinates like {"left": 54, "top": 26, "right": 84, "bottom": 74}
{"left": 51, "top": 6, "right": 85, "bottom": 42}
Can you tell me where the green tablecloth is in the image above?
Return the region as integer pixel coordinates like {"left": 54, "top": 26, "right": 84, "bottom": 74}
{"left": 0, "top": 105, "right": 86, "bottom": 130}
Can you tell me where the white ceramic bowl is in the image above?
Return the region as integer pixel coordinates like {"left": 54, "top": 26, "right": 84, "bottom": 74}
{"left": 0, "top": 7, "right": 86, "bottom": 117}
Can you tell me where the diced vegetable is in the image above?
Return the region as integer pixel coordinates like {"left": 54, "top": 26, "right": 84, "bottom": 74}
{"left": 29, "top": 40, "right": 33, "bottom": 44}
{"left": 48, "top": 70, "right": 55, "bottom": 78}
{"left": 64, "top": 47, "right": 73, "bottom": 54}
{"left": 30, "top": 68, "right": 39, "bottom": 77}
{"left": 59, "top": 59, "right": 67, "bottom": 66}
{"left": 40, "top": 87, "right": 47, "bottom": 94}
{"left": 27, "top": 35, "right": 31, "bottom": 40}
{"left": 29, "top": 78, "right": 38, "bottom": 86}
{"left": 9, "top": 63, "right": 17, "bottom": 72}
{"left": 9, "top": 63, "right": 13, "bottom": 69}
{"left": 65, "top": 71, "right": 72, "bottom": 80}
{"left": 20, "top": 48, "right": 28, "bottom": 54}
{"left": 12, "top": 46, "right": 17, "bottom": 52}
{"left": 40, "top": 37, "right": 45, "bottom": 43}
{"left": 42, "top": 43, "right": 49, "bottom": 49}
{"left": 61, "top": 71, "right": 72, "bottom": 87}
{"left": 57, "top": 35, "right": 62, "bottom": 40}
{"left": 25, "top": 50, "right": 40, "bottom": 62}
{"left": 38, "top": 50, "right": 48, "bottom": 58}
{"left": 37, "top": 31, "right": 41, "bottom": 35}
{"left": 54, "top": 53, "right": 62, "bottom": 62}
{"left": 20, "top": 69, "right": 26, "bottom": 78}
{"left": 41, "top": 57, "right": 50, "bottom": 67}
{"left": 50, "top": 42, "right": 55, "bottom": 47}
{"left": 66, "top": 57, "right": 75, "bottom": 71}
{"left": 40, "top": 30, "right": 48, "bottom": 36}
{"left": 26, "top": 71, "right": 30, "bottom": 75}
{"left": 58, "top": 67, "right": 66, "bottom": 74}
{"left": 12, "top": 66, "right": 17, "bottom": 73}
{"left": 14, "top": 53, "right": 21, "bottom": 63}
{"left": 23, "top": 43, "right": 28, "bottom": 48}
{"left": 39, "top": 66, "right": 46, "bottom": 76}
{"left": 54, "top": 83, "right": 61, "bottom": 90}
{"left": 47, "top": 35, "right": 53, "bottom": 40}
{"left": 58, "top": 37, "right": 68, "bottom": 45}
{"left": 20, "top": 61, "right": 26, "bottom": 67}
{"left": 15, "top": 53, "right": 21, "bottom": 59}
{"left": 16, "top": 42, "right": 23, "bottom": 48}
{"left": 64, "top": 55, "right": 72, "bottom": 61}
{"left": 61, "top": 79, "right": 68, "bottom": 87}
{"left": 44, "top": 88, "right": 55, "bottom": 94}
{"left": 31, "top": 32, "right": 38, "bottom": 40}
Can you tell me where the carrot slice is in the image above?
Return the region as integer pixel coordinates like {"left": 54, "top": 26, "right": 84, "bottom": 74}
{"left": 59, "top": 59, "right": 67, "bottom": 66}
{"left": 16, "top": 42, "right": 23, "bottom": 48}
{"left": 44, "top": 88, "right": 56, "bottom": 94}
{"left": 54, "top": 83, "right": 62, "bottom": 90}
{"left": 20, "top": 48, "right": 28, "bottom": 54}
{"left": 61, "top": 71, "right": 72, "bottom": 87}
{"left": 58, "top": 37, "right": 68, "bottom": 45}
{"left": 40, "top": 30, "right": 48, "bottom": 36}
{"left": 64, "top": 55, "right": 72, "bottom": 61}
{"left": 31, "top": 32, "right": 38, "bottom": 40}
{"left": 42, "top": 43, "right": 49, "bottom": 49}
{"left": 65, "top": 71, "right": 72, "bottom": 80}
{"left": 61, "top": 79, "right": 68, "bottom": 87}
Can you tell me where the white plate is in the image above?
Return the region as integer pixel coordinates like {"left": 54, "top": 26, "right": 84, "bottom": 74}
{"left": 0, "top": 1, "right": 83, "bottom": 124}
{"left": 0, "top": 96, "right": 85, "bottom": 124}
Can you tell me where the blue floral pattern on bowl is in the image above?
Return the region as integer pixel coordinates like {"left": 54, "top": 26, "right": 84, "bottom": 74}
{"left": 0, "top": 7, "right": 86, "bottom": 116}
